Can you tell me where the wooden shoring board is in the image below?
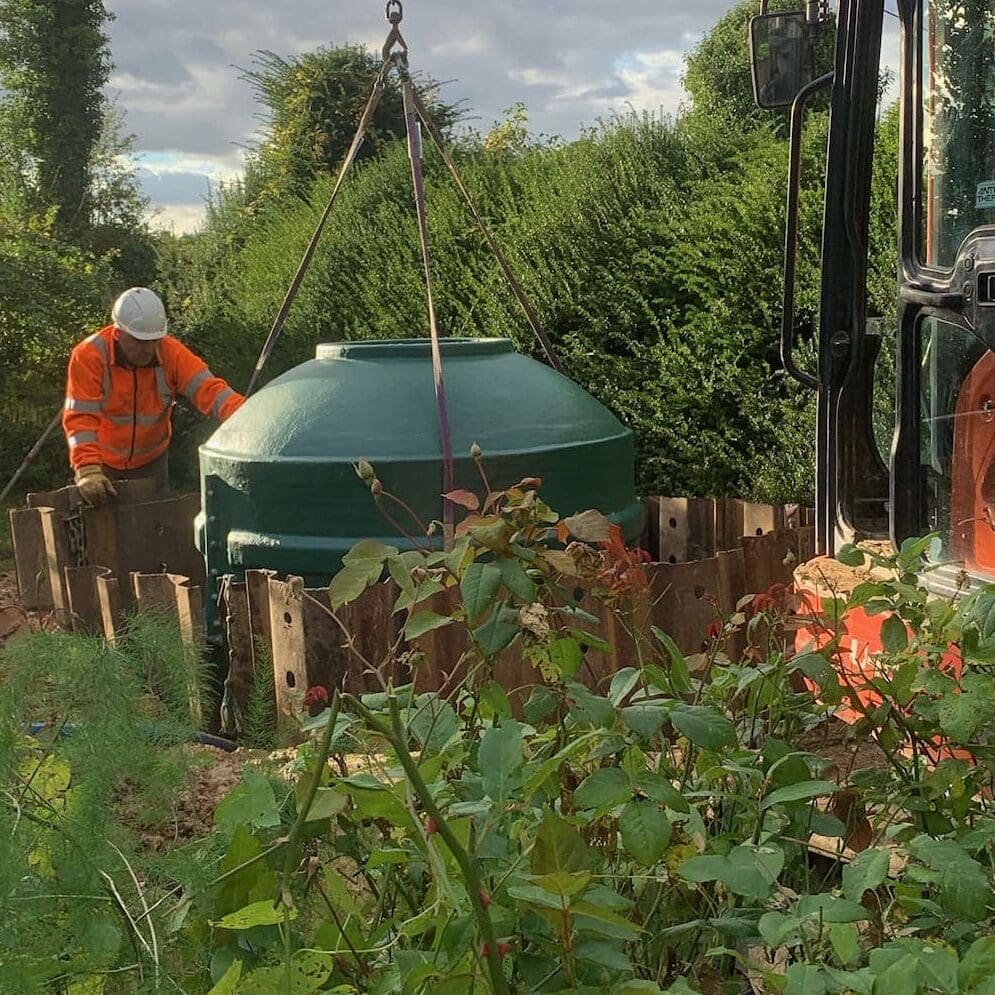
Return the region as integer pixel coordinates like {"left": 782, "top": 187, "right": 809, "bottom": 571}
{"left": 95, "top": 573, "right": 122, "bottom": 643}
{"left": 245, "top": 569, "right": 277, "bottom": 674}
{"left": 38, "top": 508, "right": 71, "bottom": 627}
{"left": 657, "top": 497, "right": 719, "bottom": 565}
{"left": 647, "top": 558, "right": 723, "bottom": 656}
{"left": 267, "top": 576, "right": 307, "bottom": 720}
{"left": 131, "top": 572, "right": 205, "bottom": 648}
{"left": 64, "top": 565, "right": 115, "bottom": 636}
{"left": 338, "top": 583, "right": 404, "bottom": 692}
{"left": 14, "top": 481, "right": 200, "bottom": 613}
{"left": 9, "top": 507, "right": 52, "bottom": 610}
{"left": 641, "top": 496, "right": 661, "bottom": 562}
{"left": 220, "top": 579, "right": 254, "bottom": 735}
{"left": 26, "top": 477, "right": 159, "bottom": 511}
{"left": 131, "top": 572, "right": 205, "bottom": 724}
{"left": 87, "top": 494, "right": 204, "bottom": 608}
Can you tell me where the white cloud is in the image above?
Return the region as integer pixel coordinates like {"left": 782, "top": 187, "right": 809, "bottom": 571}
{"left": 101, "top": 0, "right": 742, "bottom": 227}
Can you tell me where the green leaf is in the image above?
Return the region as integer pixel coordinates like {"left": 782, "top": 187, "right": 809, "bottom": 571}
{"left": 532, "top": 869, "right": 593, "bottom": 898}
{"left": 408, "top": 696, "right": 458, "bottom": 756}
{"left": 548, "top": 636, "right": 585, "bottom": 678}
{"left": 620, "top": 799, "right": 671, "bottom": 866}
{"left": 342, "top": 539, "right": 397, "bottom": 566}
{"left": 916, "top": 944, "right": 959, "bottom": 994}
{"left": 761, "top": 779, "right": 837, "bottom": 810}
{"left": 238, "top": 951, "right": 333, "bottom": 994}
{"left": 507, "top": 882, "right": 569, "bottom": 910}
{"left": 785, "top": 964, "right": 826, "bottom": 995}
{"left": 759, "top": 911, "right": 803, "bottom": 947}
{"left": 837, "top": 544, "right": 866, "bottom": 567}
{"left": 214, "top": 770, "right": 280, "bottom": 832}
{"left": 938, "top": 680, "right": 995, "bottom": 743}
{"left": 829, "top": 923, "right": 861, "bottom": 966}
{"left": 473, "top": 606, "right": 519, "bottom": 656}
{"left": 670, "top": 704, "right": 736, "bottom": 751}
{"left": 524, "top": 686, "right": 558, "bottom": 725}
{"left": 329, "top": 562, "right": 377, "bottom": 609}
{"left": 871, "top": 952, "right": 918, "bottom": 995}
{"left": 621, "top": 703, "right": 670, "bottom": 741}
{"left": 479, "top": 721, "right": 525, "bottom": 804}
{"left": 206, "top": 960, "right": 243, "bottom": 995}
{"left": 211, "top": 899, "right": 296, "bottom": 930}
{"left": 842, "top": 848, "right": 890, "bottom": 902}
{"left": 460, "top": 561, "right": 503, "bottom": 620}
{"left": 795, "top": 894, "right": 869, "bottom": 923}
{"left": 636, "top": 770, "right": 689, "bottom": 813}
{"left": 566, "top": 680, "right": 617, "bottom": 728}
{"left": 496, "top": 557, "right": 537, "bottom": 602}
{"left": 651, "top": 626, "right": 692, "bottom": 685}
{"left": 298, "top": 785, "right": 347, "bottom": 822}
{"left": 880, "top": 614, "right": 908, "bottom": 653}
{"left": 960, "top": 936, "right": 995, "bottom": 991}
{"left": 678, "top": 845, "right": 783, "bottom": 899}
{"left": 908, "top": 835, "right": 992, "bottom": 920}
{"left": 532, "top": 812, "right": 594, "bottom": 875}
{"left": 570, "top": 900, "right": 641, "bottom": 939}
{"left": 574, "top": 767, "right": 631, "bottom": 810}
{"left": 404, "top": 610, "right": 453, "bottom": 640}
{"left": 613, "top": 982, "right": 665, "bottom": 994}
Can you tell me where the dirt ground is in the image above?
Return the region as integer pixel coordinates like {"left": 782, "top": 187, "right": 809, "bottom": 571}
{"left": 793, "top": 541, "right": 893, "bottom": 597}
{"left": 125, "top": 743, "right": 251, "bottom": 851}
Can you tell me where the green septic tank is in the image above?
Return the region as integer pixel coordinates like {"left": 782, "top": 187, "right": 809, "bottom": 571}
{"left": 196, "top": 338, "right": 643, "bottom": 638}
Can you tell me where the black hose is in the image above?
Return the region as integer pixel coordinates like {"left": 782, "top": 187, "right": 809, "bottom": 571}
{"left": 24, "top": 722, "right": 239, "bottom": 753}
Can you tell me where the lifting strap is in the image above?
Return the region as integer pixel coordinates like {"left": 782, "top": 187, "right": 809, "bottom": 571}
{"left": 399, "top": 66, "right": 456, "bottom": 546}
{"left": 244, "top": 57, "right": 392, "bottom": 397}
{"left": 410, "top": 88, "right": 563, "bottom": 373}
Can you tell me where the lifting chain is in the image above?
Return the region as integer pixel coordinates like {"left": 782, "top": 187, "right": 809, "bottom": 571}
{"left": 65, "top": 508, "right": 88, "bottom": 568}
{"left": 382, "top": 0, "right": 408, "bottom": 62}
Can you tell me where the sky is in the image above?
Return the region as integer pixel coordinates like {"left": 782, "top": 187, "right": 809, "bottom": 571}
{"left": 104, "top": 1, "right": 900, "bottom": 234}
{"left": 104, "top": 0, "right": 727, "bottom": 232}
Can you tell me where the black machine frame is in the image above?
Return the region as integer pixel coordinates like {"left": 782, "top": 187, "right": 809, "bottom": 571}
{"left": 771, "top": 0, "right": 994, "bottom": 559}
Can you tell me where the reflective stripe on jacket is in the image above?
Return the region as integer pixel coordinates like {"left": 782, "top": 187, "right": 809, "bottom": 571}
{"left": 63, "top": 325, "right": 244, "bottom": 472}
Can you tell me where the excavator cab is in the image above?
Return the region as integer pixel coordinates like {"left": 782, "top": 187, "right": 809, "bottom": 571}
{"left": 752, "top": 0, "right": 995, "bottom": 591}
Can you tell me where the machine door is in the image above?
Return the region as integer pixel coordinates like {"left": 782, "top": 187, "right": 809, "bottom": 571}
{"left": 892, "top": 0, "right": 995, "bottom": 586}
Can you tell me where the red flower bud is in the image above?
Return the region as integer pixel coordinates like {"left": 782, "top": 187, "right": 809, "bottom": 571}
{"left": 479, "top": 889, "right": 492, "bottom": 908}
{"left": 498, "top": 941, "right": 513, "bottom": 958}
{"left": 303, "top": 684, "right": 329, "bottom": 717}
{"left": 425, "top": 815, "right": 440, "bottom": 836}
{"left": 480, "top": 942, "right": 491, "bottom": 958}
{"left": 707, "top": 621, "right": 722, "bottom": 641}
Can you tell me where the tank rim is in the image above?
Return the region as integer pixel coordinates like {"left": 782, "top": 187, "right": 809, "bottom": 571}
{"left": 316, "top": 338, "right": 513, "bottom": 360}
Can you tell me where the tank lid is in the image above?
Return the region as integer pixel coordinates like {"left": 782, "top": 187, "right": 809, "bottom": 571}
{"left": 316, "top": 338, "right": 514, "bottom": 360}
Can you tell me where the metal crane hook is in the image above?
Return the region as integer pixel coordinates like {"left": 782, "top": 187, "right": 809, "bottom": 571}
{"left": 383, "top": 0, "right": 408, "bottom": 61}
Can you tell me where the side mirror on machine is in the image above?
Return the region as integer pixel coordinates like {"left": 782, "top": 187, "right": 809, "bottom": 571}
{"left": 750, "top": 10, "right": 815, "bottom": 109}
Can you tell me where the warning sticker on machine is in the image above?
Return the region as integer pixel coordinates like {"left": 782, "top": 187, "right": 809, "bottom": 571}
{"left": 977, "top": 181, "right": 995, "bottom": 209}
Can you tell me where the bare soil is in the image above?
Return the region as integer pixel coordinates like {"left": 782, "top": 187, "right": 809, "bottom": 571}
{"left": 125, "top": 743, "right": 250, "bottom": 851}
{"left": 793, "top": 541, "right": 894, "bottom": 597}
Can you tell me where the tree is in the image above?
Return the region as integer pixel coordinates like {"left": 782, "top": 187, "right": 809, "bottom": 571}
{"left": 683, "top": 0, "right": 834, "bottom": 124}
{"left": 241, "top": 44, "right": 463, "bottom": 198}
{"left": 0, "top": 0, "right": 111, "bottom": 236}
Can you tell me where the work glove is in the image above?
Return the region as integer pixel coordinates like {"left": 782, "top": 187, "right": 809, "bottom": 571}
{"left": 75, "top": 465, "right": 118, "bottom": 507}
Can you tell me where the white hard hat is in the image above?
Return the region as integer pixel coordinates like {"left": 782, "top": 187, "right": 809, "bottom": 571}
{"left": 111, "top": 287, "right": 168, "bottom": 340}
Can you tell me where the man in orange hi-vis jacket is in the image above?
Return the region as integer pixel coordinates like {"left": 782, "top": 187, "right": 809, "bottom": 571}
{"left": 63, "top": 287, "right": 244, "bottom": 506}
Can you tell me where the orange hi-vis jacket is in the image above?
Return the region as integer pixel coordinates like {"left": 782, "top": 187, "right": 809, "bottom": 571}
{"left": 63, "top": 325, "right": 244, "bottom": 472}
